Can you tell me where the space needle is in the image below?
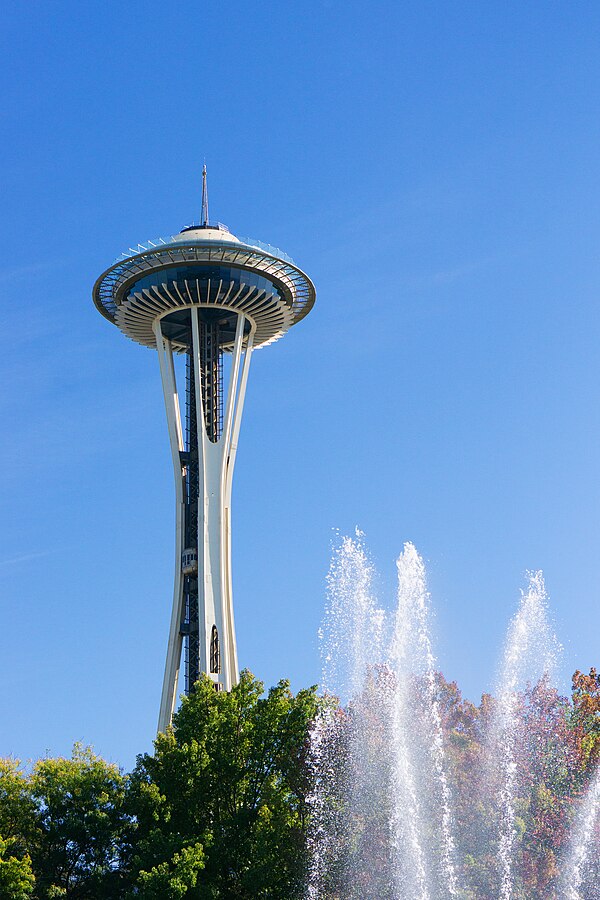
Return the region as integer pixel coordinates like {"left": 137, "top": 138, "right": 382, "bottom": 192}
{"left": 93, "top": 169, "right": 316, "bottom": 732}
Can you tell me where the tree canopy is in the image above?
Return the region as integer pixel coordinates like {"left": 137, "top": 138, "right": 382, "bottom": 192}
{"left": 0, "top": 668, "right": 599, "bottom": 898}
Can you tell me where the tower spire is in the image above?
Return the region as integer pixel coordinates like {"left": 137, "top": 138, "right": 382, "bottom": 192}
{"left": 201, "top": 164, "right": 209, "bottom": 226}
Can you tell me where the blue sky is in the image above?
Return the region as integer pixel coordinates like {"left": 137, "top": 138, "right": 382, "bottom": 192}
{"left": 1, "top": 1, "right": 600, "bottom": 768}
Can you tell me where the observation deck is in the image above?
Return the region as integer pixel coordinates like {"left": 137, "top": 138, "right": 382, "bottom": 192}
{"left": 92, "top": 223, "right": 316, "bottom": 352}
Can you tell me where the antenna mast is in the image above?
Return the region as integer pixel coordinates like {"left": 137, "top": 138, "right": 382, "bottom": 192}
{"left": 201, "top": 164, "right": 209, "bottom": 226}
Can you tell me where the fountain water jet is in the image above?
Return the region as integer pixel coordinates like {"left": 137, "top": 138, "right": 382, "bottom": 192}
{"left": 389, "top": 543, "right": 460, "bottom": 899}
{"left": 307, "top": 536, "right": 461, "bottom": 899}
{"left": 306, "top": 532, "right": 388, "bottom": 898}
{"left": 490, "top": 571, "right": 561, "bottom": 900}
{"left": 561, "top": 766, "right": 600, "bottom": 899}
{"left": 320, "top": 532, "right": 384, "bottom": 700}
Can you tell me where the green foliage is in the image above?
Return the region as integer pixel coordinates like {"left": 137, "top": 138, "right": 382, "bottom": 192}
{"left": 0, "top": 759, "right": 38, "bottom": 898}
{"left": 0, "top": 835, "right": 35, "bottom": 899}
{"left": 0, "top": 758, "right": 38, "bottom": 851}
{"left": 30, "top": 743, "right": 130, "bottom": 898}
{"left": 134, "top": 842, "right": 205, "bottom": 899}
{"left": 126, "top": 671, "right": 319, "bottom": 898}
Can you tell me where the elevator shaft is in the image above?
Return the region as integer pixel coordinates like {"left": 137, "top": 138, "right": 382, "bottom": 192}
{"left": 183, "top": 322, "right": 223, "bottom": 692}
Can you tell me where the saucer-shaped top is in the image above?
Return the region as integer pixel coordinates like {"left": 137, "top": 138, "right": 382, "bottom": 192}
{"left": 93, "top": 224, "right": 315, "bottom": 352}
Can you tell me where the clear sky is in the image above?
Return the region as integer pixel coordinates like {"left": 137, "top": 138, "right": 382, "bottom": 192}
{"left": 1, "top": 1, "right": 600, "bottom": 769}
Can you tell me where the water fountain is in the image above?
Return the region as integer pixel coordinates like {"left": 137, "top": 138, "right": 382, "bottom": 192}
{"left": 306, "top": 534, "right": 600, "bottom": 900}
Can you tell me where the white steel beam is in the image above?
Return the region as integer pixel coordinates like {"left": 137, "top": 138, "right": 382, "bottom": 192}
{"left": 155, "top": 320, "right": 186, "bottom": 734}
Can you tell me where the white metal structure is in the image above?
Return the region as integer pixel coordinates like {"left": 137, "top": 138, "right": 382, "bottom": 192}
{"left": 153, "top": 308, "right": 252, "bottom": 728}
{"left": 93, "top": 182, "right": 315, "bottom": 733}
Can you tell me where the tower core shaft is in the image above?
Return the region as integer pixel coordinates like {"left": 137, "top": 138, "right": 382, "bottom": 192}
{"left": 155, "top": 308, "right": 252, "bottom": 731}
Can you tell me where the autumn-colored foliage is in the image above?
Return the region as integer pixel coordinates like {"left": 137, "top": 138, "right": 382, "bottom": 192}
{"left": 311, "top": 669, "right": 600, "bottom": 899}
{"left": 418, "top": 672, "right": 599, "bottom": 898}
{"left": 572, "top": 667, "right": 600, "bottom": 769}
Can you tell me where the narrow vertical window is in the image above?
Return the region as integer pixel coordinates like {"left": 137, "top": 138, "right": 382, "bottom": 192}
{"left": 210, "top": 625, "right": 221, "bottom": 674}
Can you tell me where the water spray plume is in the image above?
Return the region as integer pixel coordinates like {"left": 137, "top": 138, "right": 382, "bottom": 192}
{"left": 491, "top": 571, "right": 561, "bottom": 900}
{"left": 307, "top": 538, "right": 596, "bottom": 899}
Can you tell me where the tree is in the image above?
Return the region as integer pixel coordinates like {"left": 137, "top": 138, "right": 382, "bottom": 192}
{"left": 426, "top": 676, "right": 501, "bottom": 899}
{"left": 0, "top": 758, "right": 37, "bottom": 898}
{"left": 0, "top": 758, "right": 38, "bottom": 850}
{"left": 516, "top": 679, "right": 582, "bottom": 898}
{"left": 30, "top": 744, "right": 130, "bottom": 898}
{"left": 572, "top": 668, "right": 600, "bottom": 768}
{"left": 0, "top": 836, "right": 35, "bottom": 899}
{"left": 125, "top": 671, "right": 319, "bottom": 899}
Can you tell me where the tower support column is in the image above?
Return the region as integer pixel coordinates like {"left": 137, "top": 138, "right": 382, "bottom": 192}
{"left": 155, "top": 309, "right": 254, "bottom": 733}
